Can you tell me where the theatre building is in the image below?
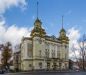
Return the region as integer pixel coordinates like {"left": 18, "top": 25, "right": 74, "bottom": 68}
{"left": 20, "top": 16, "right": 69, "bottom": 71}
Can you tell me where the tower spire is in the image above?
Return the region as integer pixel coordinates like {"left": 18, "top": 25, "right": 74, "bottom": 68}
{"left": 62, "top": 15, "right": 64, "bottom": 29}
{"left": 37, "top": 1, "right": 39, "bottom": 19}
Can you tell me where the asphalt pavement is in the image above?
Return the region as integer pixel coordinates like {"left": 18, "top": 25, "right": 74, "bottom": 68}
{"left": 0, "top": 71, "right": 86, "bottom": 75}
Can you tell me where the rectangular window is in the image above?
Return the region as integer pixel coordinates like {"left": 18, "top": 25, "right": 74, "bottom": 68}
{"left": 57, "top": 50, "right": 60, "bottom": 58}
{"left": 52, "top": 50, "right": 55, "bottom": 58}
{"left": 27, "top": 43, "right": 32, "bottom": 57}
{"left": 29, "top": 64, "right": 32, "bottom": 68}
{"left": 45, "top": 49, "right": 49, "bottom": 58}
{"left": 39, "top": 62, "right": 42, "bottom": 69}
{"left": 39, "top": 50, "right": 42, "bottom": 57}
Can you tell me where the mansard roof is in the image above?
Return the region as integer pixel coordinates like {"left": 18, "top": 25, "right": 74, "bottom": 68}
{"left": 45, "top": 35, "right": 60, "bottom": 43}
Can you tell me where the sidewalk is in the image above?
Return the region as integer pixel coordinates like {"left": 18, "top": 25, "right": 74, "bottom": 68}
{"left": 7, "top": 70, "right": 84, "bottom": 74}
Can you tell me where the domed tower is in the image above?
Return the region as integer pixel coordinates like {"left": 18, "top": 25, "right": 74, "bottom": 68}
{"left": 58, "top": 16, "right": 69, "bottom": 43}
{"left": 30, "top": 18, "right": 46, "bottom": 38}
{"left": 58, "top": 16, "right": 69, "bottom": 70}
{"left": 30, "top": 2, "right": 46, "bottom": 38}
{"left": 59, "top": 27, "right": 69, "bottom": 43}
{"left": 30, "top": 2, "right": 46, "bottom": 70}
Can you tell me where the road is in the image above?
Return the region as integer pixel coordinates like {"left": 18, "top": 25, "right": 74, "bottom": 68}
{"left": 1, "top": 71, "right": 86, "bottom": 75}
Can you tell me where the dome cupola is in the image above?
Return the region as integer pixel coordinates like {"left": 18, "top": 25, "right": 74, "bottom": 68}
{"left": 58, "top": 16, "right": 69, "bottom": 43}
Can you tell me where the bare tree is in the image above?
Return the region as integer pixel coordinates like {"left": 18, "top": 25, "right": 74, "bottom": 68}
{"left": 70, "top": 34, "right": 86, "bottom": 70}
{"left": 78, "top": 34, "right": 86, "bottom": 70}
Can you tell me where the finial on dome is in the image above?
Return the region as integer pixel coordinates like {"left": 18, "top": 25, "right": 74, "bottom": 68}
{"left": 37, "top": 1, "right": 39, "bottom": 19}
{"left": 62, "top": 15, "right": 64, "bottom": 29}
{"left": 60, "top": 15, "right": 66, "bottom": 33}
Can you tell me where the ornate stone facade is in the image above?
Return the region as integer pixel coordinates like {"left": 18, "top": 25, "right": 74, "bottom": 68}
{"left": 20, "top": 18, "right": 69, "bottom": 71}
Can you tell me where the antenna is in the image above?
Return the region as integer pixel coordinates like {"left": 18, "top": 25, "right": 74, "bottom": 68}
{"left": 37, "top": 1, "right": 39, "bottom": 19}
